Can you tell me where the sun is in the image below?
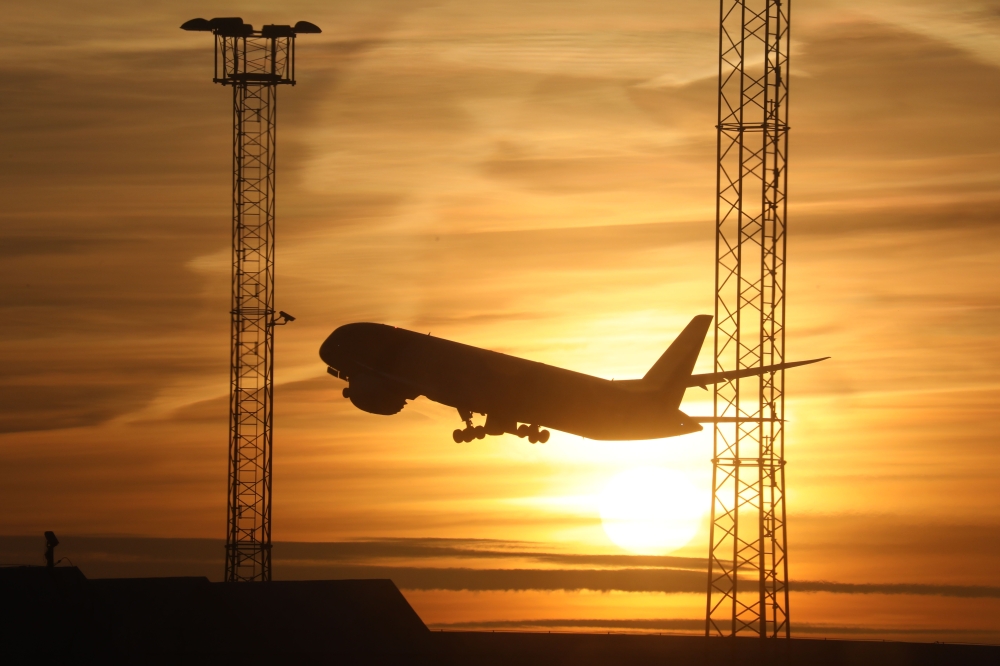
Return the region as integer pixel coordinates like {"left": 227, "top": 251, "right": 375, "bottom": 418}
{"left": 599, "top": 466, "right": 704, "bottom": 555}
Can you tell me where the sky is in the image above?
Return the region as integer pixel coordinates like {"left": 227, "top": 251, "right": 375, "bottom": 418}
{"left": 2, "top": 0, "right": 1000, "bottom": 643}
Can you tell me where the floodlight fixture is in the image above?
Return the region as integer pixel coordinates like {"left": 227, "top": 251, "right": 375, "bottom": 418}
{"left": 293, "top": 21, "right": 322, "bottom": 34}
{"left": 181, "top": 17, "right": 321, "bottom": 87}
{"left": 180, "top": 17, "right": 321, "bottom": 35}
{"left": 180, "top": 18, "right": 212, "bottom": 31}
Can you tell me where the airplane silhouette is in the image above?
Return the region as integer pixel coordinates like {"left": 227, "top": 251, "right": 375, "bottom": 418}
{"left": 319, "top": 315, "right": 826, "bottom": 443}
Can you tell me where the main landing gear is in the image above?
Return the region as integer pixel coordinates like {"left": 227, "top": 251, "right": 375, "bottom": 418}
{"left": 516, "top": 424, "right": 550, "bottom": 444}
{"left": 453, "top": 425, "right": 486, "bottom": 443}
{"left": 452, "top": 409, "right": 550, "bottom": 444}
{"left": 452, "top": 408, "right": 485, "bottom": 443}
{"left": 451, "top": 409, "right": 486, "bottom": 444}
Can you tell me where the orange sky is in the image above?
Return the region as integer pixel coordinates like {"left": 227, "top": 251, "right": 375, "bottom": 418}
{"left": 2, "top": 0, "right": 1000, "bottom": 642}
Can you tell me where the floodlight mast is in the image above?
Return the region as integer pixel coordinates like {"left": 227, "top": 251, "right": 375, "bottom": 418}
{"left": 182, "top": 17, "right": 320, "bottom": 583}
{"left": 706, "top": 0, "right": 792, "bottom": 638}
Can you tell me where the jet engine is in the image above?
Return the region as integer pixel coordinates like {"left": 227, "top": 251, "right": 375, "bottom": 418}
{"left": 342, "top": 372, "right": 409, "bottom": 415}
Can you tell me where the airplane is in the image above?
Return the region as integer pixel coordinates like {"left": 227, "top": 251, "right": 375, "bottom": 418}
{"left": 319, "top": 315, "right": 826, "bottom": 444}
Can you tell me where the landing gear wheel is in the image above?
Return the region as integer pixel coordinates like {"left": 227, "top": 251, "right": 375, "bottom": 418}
{"left": 528, "top": 432, "right": 538, "bottom": 444}
{"left": 539, "top": 429, "right": 550, "bottom": 444}
{"left": 516, "top": 424, "right": 529, "bottom": 438}
{"left": 452, "top": 429, "right": 464, "bottom": 443}
{"left": 463, "top": 428, "right": 476, "bottom": 443}
{"left": 474, "top": 425, "right": 486, "bottom": 440}
{"left": 342, "top": 388, "right": 351, "bottom": 399}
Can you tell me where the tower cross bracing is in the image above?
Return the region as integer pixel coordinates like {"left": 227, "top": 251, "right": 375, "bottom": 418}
{"left": 227, "top": 51, "right": 280, "bottom": 584}
{"left": 706, "top": 0, "right": 792, "bottom": 638}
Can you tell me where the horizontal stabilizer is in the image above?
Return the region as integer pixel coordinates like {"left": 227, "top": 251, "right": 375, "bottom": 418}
{"left": 687, "top": 416, "right": 783, "bottom": 423}
{"left": 686, "top": 357, "right": 828, "bottom": 388}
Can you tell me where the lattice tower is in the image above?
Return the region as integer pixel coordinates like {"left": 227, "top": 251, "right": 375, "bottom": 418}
{"left": 705, "top": 0, "right": 792, "bottom": 637}
{"left": 182, "top": 17, "right": 318, "bottom": 582}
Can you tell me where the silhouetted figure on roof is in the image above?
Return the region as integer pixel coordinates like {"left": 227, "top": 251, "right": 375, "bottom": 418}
{"left": 44, "top": 531, "right": 58, "bottom": 569}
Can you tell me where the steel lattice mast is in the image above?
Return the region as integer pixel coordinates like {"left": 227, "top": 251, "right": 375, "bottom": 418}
{"left": 182, "top": 17, "right": 319, "bottom": 582}
{"left": 705, "top": 0, "right": 791, "bottom": 637}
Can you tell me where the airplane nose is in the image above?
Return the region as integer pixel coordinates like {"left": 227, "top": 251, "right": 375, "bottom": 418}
{"left": 319, "top": 328, "right": 344, "bottom": 367}
{"left": 319, "top": 322, "right": 384, "bottom": 371}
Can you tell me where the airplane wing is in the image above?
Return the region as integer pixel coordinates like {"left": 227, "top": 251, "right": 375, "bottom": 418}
{"left": 686, "top": 357, "right": 828, "bottom": 388}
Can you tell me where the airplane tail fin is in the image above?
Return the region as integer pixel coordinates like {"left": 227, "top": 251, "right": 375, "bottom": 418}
{"left": 642, "top": 315, "right": 713, "bottom": 389}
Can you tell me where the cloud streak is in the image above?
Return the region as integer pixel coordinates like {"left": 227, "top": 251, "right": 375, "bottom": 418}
{"left": 5, "top": 535, "right": 998, "bottom": 599}
{"left": 432, "top": 617, "right": 998, "bottom": 638}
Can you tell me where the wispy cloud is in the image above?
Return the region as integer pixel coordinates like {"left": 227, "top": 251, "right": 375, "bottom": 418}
{"left": 432, "top": 616, "right": 998, "bottom": 638}
{"left": 5, "top": 535, "right": 998, "bottom": 599}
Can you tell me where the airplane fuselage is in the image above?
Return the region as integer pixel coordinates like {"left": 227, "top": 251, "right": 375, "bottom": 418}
{"left": 319, "top": 323, "right": 701, "bottom": 441}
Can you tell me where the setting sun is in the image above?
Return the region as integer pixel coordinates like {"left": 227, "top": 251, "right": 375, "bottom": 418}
{"left": 599, "top": 466, "right": 705, "bottom": 555}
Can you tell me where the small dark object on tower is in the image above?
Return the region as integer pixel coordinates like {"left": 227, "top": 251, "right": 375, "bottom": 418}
{"left": 274, "top": 310, "right": 296, "bottom": 326}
